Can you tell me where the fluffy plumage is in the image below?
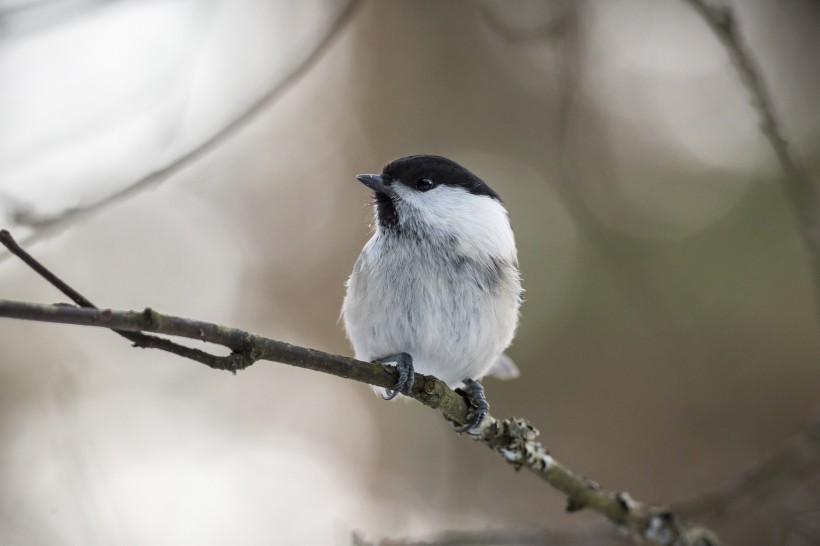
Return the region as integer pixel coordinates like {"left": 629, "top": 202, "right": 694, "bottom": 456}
{"left": 342, "top": 155, "right": 522, "bottom": 393}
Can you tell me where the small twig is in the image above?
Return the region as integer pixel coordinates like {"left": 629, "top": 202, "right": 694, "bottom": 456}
{"left": 1, "top": 229, "right": 96, "bottom": 308}
{"left": 0, "top": 229, "right": 250, "bottom": 371}
{"left": 0, "top": 231, "right": 723, "bottom": 545}
{"left": 683, "top": 0, "right": 808, "bottom": 191}
{"left": 680, "top": 4, "right": 820, "bottom": 531}
{"left": 683, "top": 0, "right": 820, "bottom": 302}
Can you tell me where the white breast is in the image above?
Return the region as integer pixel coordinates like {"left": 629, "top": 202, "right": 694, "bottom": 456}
{"left": 342, "top": 185, "right": 521, "bottom": 388}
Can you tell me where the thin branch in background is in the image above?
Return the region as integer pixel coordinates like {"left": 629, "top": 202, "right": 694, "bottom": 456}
{"left": 0, "top": 230, "right": 723, "bottom": 546}
{"left": 0, "top": 0, "right": 362, "bottom": 257}
{"left": 673, "top": 0, "right": 820, "bottom": 536}
{"left": 487, "top": 4, "right": 709, "bottom": 379}
{"left": 683, "top": 0, "right": 820, "bottom": 300}
{"left": 482, "top": 3, "right": 820, "bottom": 543}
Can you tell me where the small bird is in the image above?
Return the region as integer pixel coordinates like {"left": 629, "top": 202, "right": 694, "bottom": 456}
{"left": 342, "top": 155, "right": 522, "bottom": 431}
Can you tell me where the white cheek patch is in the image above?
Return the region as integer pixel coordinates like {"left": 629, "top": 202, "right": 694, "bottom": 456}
{"left": 393, "top": 184, "right": 516, "bottom": 262}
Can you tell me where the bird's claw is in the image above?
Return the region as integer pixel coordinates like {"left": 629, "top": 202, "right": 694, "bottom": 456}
{"left": 454, "top": 378, "right": 489, "bottom": 434}
{"left": 377, "top": 352, "right": 414, "bottom": 400}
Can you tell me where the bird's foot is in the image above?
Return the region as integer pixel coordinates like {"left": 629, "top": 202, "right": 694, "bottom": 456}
{"left": 454, "top": 378, "right": 490, "bottom": 434}
{"left": 375, "top": 352, "right": 414, "bottom": 400}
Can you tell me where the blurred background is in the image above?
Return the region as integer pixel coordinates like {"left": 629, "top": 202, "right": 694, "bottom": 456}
{"left": 1, "top": 1, "right": 820, "bottom": 544}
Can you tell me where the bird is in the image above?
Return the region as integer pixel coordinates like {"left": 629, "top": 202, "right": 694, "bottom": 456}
{"left": 341, "top": 155, "right": 522, "bottom": 431}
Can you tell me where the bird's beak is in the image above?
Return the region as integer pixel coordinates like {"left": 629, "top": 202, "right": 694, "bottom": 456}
{"left": 356, "top": 174, "right": 395, "bottom": 196}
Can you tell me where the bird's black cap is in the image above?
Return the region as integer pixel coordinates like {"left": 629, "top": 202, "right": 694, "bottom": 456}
{"left": 356, "top": 155, "right": 502, "bottom": 231}
{"left": 381, "top": 155, "right": 501, "bottom": 202}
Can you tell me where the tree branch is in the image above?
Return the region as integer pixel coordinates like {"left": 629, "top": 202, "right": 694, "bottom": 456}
{"left": 680, "top": 1, "right": 820, "bottom": 531}
{"left": 0, "top": 298, "right": 723, "bottom": 546}
{"left": 0, "top": 231, "right": 722, "bottom": 545}
{"left": 0, "top": 228, "right": 255, "bottom": 370}
{"left": 683, "top": 0, "right": 820, "bottom": 301}
{"left": 0, "top": 0, "right": 362, "bottom": 254}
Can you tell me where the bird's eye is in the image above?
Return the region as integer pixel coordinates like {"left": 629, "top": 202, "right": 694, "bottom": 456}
{"left": 416, "top": 178, "right": 434, "bottom": 191}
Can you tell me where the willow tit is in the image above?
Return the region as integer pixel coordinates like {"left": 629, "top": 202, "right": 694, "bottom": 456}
{"left": 342, "top": 155, "right": 522, "bottom": 431}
